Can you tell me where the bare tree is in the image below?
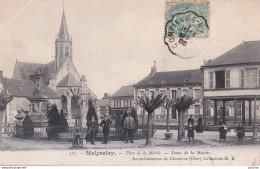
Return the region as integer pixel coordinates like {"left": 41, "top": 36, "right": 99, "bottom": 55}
{"left": 163, "top": 99, "right": 175, "bottom": 132}
{"left": 137, "top": 93, "right": 166, "bottom": 145}
{"left": 174, "top": 95, "right": 194, "bottom": 142}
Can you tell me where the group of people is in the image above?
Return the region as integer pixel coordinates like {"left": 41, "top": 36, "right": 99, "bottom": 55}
{"left": 85, "top": 110, "right": 136, "bottom": 145}
{"left": 187, "top": 115, "right": 245, "bottom": 142}
{"left": 219, "top": 123, "right": 245, "bottom": 142}
{"left": 187, "top": 115, "right": 204, "bottom": 142}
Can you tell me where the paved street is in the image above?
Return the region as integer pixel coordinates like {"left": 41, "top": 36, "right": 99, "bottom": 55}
{"left": 0, "top": 130, "right": 259, "bottom": 151}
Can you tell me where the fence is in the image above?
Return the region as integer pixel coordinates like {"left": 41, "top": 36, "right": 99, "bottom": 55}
{"left": 16, "top": 123, "right": 150, "bottom": 141}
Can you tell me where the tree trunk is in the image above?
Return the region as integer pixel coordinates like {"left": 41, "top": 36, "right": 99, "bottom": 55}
{"left": 146, "top": 112, "right": 152, "bottom": 145}
{"left": 177, "top": 111, "right": 183, "bottom": 142}
{"left": 4, "top": 109, "right": 7, "bottom": 133}
{"left": 0, "top": 109, "right": 2, "bottom": 143}
{"left": 182, "top": 112, "right": 185, "bottom": 138}
{"left": 142, "top": 109, "right": 145, "bottom": 132}
{"left": 166, "top": 108, "right": 170, "bottom": 132}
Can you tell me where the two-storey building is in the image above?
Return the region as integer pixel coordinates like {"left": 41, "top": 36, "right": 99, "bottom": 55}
{"left": 134, "top": 62, "right": 203, "bottom": 121}
{"left": 201, "top": 41, "right": 260, "bottom": 126}
{"left": 110, "top": 86, "right": 135, "bottom": 117}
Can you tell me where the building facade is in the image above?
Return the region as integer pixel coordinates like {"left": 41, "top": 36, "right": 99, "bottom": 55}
{"left": 110, "top": 86, "right": 135, "bottom": 117}
{"left": 97, "top": 93, "right": 111, "bottom": 118}
{"left": 134, "top": 62, "right": 203, "bottom": 120}
{"left": 202, "top": 41, "right": 260, "bottom": 126}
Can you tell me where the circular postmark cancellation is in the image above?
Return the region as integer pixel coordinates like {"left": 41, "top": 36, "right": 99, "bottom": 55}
{"left": 164, "top": 1, "right": 210, "bottom": 59}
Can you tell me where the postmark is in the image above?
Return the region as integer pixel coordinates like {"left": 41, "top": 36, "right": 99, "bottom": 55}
{"left": 164, "top": 0, "right": 210, "bottom": 59}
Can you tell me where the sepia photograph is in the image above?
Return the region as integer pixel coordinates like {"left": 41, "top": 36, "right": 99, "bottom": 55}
{"left": 0, "top": 0, "right": 259, "bottom": 166}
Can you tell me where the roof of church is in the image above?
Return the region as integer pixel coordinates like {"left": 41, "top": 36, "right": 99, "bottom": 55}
{"left": 202, "top": 40, "right": 260, "bottom": 67}
{"left": 13, "top": 61, "right": 46, "bottom": 81}
{"left": 43, "top": 61, "right": 56, "bottom": 83}
{"left": 13, "top": 60, "right": 56, "bottom": 85}
{"left": 56, "top": 73, "right": 81, "bottom": 87}
{"left": 111, "top": 86, "right": 134, "bottom": 98}
{"left": 5, "top": 78, "right": 61, "bottom": 99}
{"left": 135, "top": 69, "right": 202, "bottom": 87}
{"left": 58, "top": 12, "right": 70, "bottom": 40}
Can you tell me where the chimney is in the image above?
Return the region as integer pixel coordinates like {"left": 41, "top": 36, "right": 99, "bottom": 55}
{"left": 0, "top": 71, "right": 3, "bottom": 83}
{"left": 103, "top": 93, "right": 109, "bottom": 99}
{"left": 150, "top": 61, "right": 157, "bottom": 76}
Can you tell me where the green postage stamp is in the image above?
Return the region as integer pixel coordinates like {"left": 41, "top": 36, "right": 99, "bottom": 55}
{"left": 164, "top": 0, "right": 210, "bottom": 58}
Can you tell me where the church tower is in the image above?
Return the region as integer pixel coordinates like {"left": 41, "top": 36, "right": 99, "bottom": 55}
{"left": 55, "top": 11, "right": 72, "bottom": 71}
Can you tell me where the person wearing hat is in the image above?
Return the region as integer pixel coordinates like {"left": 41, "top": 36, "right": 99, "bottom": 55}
{"left": 196, "top": 115, "right": 204, "bottom": 133}
{"left": 188, "top": 115, "right": 194, "bottom": 126}
{"left": 100, "top": 115, "right": 112, "bottom": 144}
{"left": 187, "top": 123, "right": 194, "bottom": 142}
{"left": 236, "top": 123, "right": 245, "bottom": 142}
{"left": 123, "top": 110, "right": 135, "bottom": 143}
{"left": 219, "top": 124, "right": 228, "bottom": 142}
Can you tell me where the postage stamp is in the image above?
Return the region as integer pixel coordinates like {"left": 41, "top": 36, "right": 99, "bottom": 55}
{"left": 164, "top": 0, "right": 210, "bottom": 59}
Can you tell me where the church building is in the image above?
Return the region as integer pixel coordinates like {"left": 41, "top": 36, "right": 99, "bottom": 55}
{"left": 11, "top": 10, "right": 97, "bottom": 125}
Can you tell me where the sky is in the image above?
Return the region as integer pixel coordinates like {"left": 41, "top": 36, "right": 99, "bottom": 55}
{"left": 1, "top": 0, "right": 260, "bottom": 99}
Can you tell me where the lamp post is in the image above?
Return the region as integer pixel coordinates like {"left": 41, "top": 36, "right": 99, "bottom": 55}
{"left": 252, "top": 95, "right": 258, "bottom": 141}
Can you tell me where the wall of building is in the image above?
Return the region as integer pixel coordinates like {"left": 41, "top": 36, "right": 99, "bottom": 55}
{"left": 135, "top": 86, "right": 203, "bottom": 119}
{"left": 204, "top": 65, "right": 260, "bottom": 89}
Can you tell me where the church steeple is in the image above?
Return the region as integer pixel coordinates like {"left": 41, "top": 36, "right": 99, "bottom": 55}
{"left": 58, "top": 12, "right": 69, "bottom": 40}
{"left": 55, "top": 10, "right": 72, "bottom": 71}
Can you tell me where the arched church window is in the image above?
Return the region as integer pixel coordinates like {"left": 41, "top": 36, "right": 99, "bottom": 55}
{"left": 65, "top": 47, "right": 69, "bottom": 55}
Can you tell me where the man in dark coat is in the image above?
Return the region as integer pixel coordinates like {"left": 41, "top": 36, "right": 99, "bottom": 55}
{"left": 236, "top": 123, "right": 245, "bottom": 142}
{"left": 219, "top": 124, "right": 227, "bottom": 142}
{"left": 124, "top": 111, "right": 135, "bottom": 143}
{"left": 86, "top": 116, "right": 98, "bottom": 145}
{"left": 188, "top": 115, "right": 194, "bottom": 126}
{"left": 100, "top": 115, "right": 112, "bottom": 144}
{"left": 196, "top": 115, "right": 204, "bottom": 133}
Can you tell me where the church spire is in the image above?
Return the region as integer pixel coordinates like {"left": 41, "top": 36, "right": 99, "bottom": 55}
{"left": 55, "top": 9, "right": 72, "bottom": 71}
{"left": 58, "top": 11, "right": 69, "bottom": 40}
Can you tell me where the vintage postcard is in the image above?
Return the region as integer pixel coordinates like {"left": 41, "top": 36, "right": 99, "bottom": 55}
{"left": 0, "top": 0, "right": 260, "bottom": 166}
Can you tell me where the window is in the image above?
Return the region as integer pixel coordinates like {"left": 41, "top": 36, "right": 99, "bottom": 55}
{"left": 206, "top": 101, "right": 211, "bottom": 116}
{"left": 189, "top": 88, "right": 193, "bottom": 97}
{"left": 209, "top": 72, "right": 214, "bottom": 88}
{"left": 150, "top": 91, "right": 155, "bottom": 99}
{"left": 194, "top": 89, "right": 201, "bottom": 100}
{"left": 140, "top": 91, "right": 144, "bottom": 98}
{"left": 172, "top": 90, "right": 176, "bottom": 99}
{"left": 236, "top": 101, "right": 242, "bottom": 116}
{"left": 166, "top": 90, "right": 171, "bottom": 99}
{"left": 215, "top": 71, "right": 225, "bottom": 89}
{"left": 225, "top": 70, "right": 230, "bottom": 88}
{"left": 65, "top": 47, "right": 69, "bottom": 55}
{"left": 246, "top": 68, "right": 257, "bottom": 87}
{"left": 176, "top": 89, "right": 181, "bottom": 98}
{"left": 160, "top": 90, "right": 165, "bottom": 96}
{"left": 182, "top": 89, "right": 189, "bottom": 96}
{"left": 161, "top": 106, "right": 166, "bottom": 115}
{"left": 194, "top": 105, "right": 200, "bottom": 115}
{"left": 240, "top": 70, "right": 245, "bottom": 88}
